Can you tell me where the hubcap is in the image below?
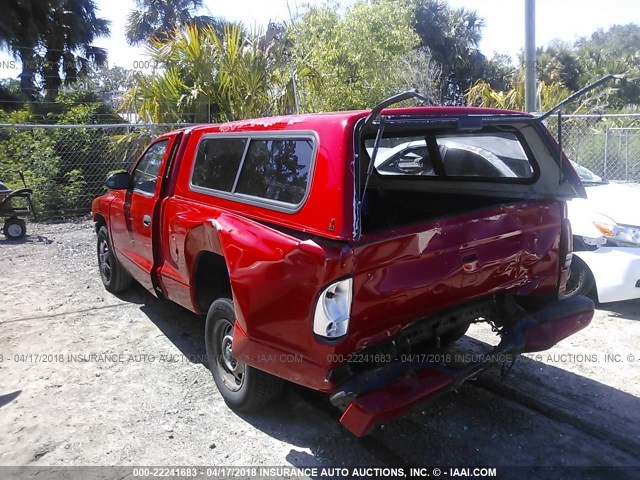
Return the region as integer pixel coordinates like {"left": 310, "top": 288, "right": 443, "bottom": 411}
{"left": 214, "top": 319, "right": 245, "bottom": 392}
{"left": 98, "top": 238, "right": 113, "bottom": 283}
{"left": 7, "top": 223, "right": 23, "bottom": 238}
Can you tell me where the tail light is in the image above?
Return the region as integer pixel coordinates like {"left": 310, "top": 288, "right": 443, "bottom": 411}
{"left": 558, "top": 202, "right": 573, "bottom": 297}
{"left": 313, "top": 278, "right": 353, "bottom": 339}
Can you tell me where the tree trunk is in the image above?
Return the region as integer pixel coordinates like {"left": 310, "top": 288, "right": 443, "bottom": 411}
{"left": 18, "top": 51, "right": 37, "bottom": 101}
{"left": 43, "top": 50, "right": 62, "bottom": 102}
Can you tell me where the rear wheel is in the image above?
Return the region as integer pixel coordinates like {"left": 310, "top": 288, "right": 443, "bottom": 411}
{"left": 97, "top": 226, "right": 132, "bottom": 293}
{"left": 565, "top": 256, "right": 595, "bottom": 298}
{"left": 205, "top": 298, "right": 283, "bottom": 412}
{"left": 3, "top": 217, "right": 26, "bottom": 240}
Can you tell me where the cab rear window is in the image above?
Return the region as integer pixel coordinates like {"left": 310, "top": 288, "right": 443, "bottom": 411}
{"left": 192, "top": 138, "right": 247, "bottom": 192}
{"left": 190, "top": 134, "right": 315, "bottom": 210}
{"left": 235, "top": 139, "right": 313, "bottom": 204}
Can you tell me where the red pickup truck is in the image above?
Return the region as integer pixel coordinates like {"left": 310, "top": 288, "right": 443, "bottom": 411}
{"left": 92, "top": 93, "right": 594, "bottom": 436}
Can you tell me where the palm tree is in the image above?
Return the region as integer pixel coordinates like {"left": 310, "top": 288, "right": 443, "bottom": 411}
{"left": 126, "top": 0, "right": 220, "bottom": 45}
{"left": 537, "top": 44, "right": 583, "bottom": 92}
{"left": 465, "top": 79, "right": 571, "bottom": 112}
{"left": 0, "top": 0, "right": 110, "bottom": 101}
{"left": 412, "top": 0, "right": 485, "bottom": 102}
{"left": 122, "top": 24, "right": 320, "bottom": 123}
{"left": 0, "top": 0, "right": 49, "bottom": 99}
{"left": 41, "top": 0, "right": 110, "bottom": 101}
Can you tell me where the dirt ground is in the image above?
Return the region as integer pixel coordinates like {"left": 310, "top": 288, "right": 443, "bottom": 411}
{"left": 0, "top": 219, "right": 639, "bottom": 477}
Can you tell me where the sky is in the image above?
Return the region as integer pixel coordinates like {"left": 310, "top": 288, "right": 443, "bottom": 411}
{"left": 447, "top": 0, "right": 640, "bottom": 58}
{"left": 1, "top": 0, "right": 640, "bottom": 79}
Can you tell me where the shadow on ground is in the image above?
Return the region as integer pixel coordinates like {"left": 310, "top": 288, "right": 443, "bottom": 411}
{"left": 597, "top": 298, "right": 640, "bottom": 319}
{"left": 125, "top": 286, "right": 640, "bottom": 472}
{"left": 116, "top": 284, "right": 208, "bottom": 366}
{"left": 0, "top": 390, "right": 21, "bottom": 408}
{"left": 0, "top": 234, "right": 52, "bottom": 246}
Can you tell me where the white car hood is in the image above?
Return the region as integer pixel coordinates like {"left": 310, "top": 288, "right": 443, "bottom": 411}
{"left": 584, "top": 183, "right": 640, "bottom": 226}
{"left": 568, "top": 183, "right": 640, "bottom": 237}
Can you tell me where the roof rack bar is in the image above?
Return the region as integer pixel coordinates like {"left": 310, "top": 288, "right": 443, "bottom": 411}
{"left": 362, "top": 89, "right": 430, "bottom": 131}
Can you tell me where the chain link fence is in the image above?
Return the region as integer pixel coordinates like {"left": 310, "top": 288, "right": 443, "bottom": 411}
{"left": 1, "top": 114, "right": 640, "bottom": 218}
{"left": 0, "top": 123, "right": 192, "bottom": 218}
{"left": 546, "top": 114, "right": 640, "bottom": 182}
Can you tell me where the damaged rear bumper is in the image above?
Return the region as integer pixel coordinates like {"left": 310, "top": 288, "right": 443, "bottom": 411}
{"left": 330, "top": 295, "right": 594, "bottom": 437}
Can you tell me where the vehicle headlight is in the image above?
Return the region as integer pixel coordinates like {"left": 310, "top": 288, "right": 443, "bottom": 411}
{"left": 594, "top": 221, "right": 640, "bottom": 246}
{"left": 313, "top": 278, "right": 353, "bottom": 339}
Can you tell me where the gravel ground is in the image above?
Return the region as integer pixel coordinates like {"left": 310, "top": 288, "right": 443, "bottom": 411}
{"left": 0, "top": 219, "right": 639, "bottom": 477}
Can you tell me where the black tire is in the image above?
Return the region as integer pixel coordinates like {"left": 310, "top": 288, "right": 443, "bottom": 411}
{"left": 205, "top": 298, "right": 283, "bottom": 412}
{"left": 565, "top": 256, "right": 595, "bottom": 298}
{"left": 97, "top": 226, "right": 132, "bottom": 293}
{"left": 3, "top": 217, "right": 26, "bottom": 240}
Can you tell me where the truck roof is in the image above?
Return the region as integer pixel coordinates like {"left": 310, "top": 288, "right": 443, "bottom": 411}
{"left": 183, "top": 106, "right": 528, "bottom": 135}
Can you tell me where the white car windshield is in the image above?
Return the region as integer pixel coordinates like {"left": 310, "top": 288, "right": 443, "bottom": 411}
{"left": 570, "top": 161, "right": 606, "bottom": 184}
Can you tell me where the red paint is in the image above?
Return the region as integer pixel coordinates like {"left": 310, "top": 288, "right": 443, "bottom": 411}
{"left": 104, "top": 134, "right": 181, "bottom": 293}
{"left": 337, "top": 306, "right": 593, "bottom": 437}
{"left": 339, "top": 369, "right": 455, "bottom": 437}
{"left": 523, "top": 310, "right": 593, "bottom": 352}
{"left": 91, "top": 105, "right": 593, "bottom": 431}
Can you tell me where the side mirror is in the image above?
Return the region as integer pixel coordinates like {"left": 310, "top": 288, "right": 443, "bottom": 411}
{"left": 106, "top": 171, "right": 130, "bottom": 190}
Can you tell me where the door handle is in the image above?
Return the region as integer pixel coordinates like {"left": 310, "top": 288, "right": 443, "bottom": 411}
{"left": 460, "top": 251, "right": 478, "bottom": 271}
{"left": 142, "top": 215, "right": 152, "bottom": 227}
{"left": 461, "top": 253, "right": 477, "bottom": 264}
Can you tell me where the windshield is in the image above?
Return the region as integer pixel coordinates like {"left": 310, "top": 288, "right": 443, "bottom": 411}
{"left": 570, "top": 161, "right": 605, "bottom": 184}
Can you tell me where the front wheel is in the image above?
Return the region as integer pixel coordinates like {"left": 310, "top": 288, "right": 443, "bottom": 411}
{"left": 565, "top": 256, "right": 595, "bottom": 298}
{"left": 205, "top": 298, "right": 283, "bottom": 412}
{"left": 97, "top": 226, "right": 132, "bottom": 293}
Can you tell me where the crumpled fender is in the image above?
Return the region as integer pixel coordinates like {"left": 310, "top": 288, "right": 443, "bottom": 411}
{"left": 195, "top": 211, "right": 354, "bottom": 375}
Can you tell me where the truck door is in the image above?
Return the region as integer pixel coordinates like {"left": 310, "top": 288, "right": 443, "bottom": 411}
{"left": 110, "top": 138, "right": 171, "bottom": 292}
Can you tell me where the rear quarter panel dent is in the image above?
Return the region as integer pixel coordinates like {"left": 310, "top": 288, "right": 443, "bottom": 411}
{"left": 211, "top": 212, "right": 355, "bottom": 366}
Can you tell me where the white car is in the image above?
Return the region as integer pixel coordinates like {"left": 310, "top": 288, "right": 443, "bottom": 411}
{"left": 567, "top": 162, "right": 640, "bottom": 302}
